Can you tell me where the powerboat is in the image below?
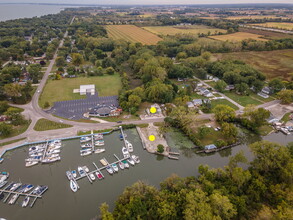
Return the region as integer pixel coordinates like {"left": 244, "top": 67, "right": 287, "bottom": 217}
{"left": 5, "top": 182, "right": 15, "bottom": 191}
{"left": 125, "top": 140, "right": 133, "bottom": 153}
{"left": 41, "top": 156, "right": 61, "bottom": 163}
{"left": 80, "top": 150, "right": 92, "bottom": 157}
{"left": 89, "top": 173, "right": 96, "bottom": 181}
{"left": 95, "top": 171, "right": 103, "bottom": 180}
{"left": 122, "top": 160, "right": 129, "bottom": 168}
{"left": 25, "top": 156, "right": 41, "bottom": 162}
{"left": 78, "top": 167, "right": 85, "bottom": 177}
{"left": 31, "top": 186, "right": 41, "bottom": 195}
{"left": 118, "top": 161, "right": 125, "bottom": 170}
{"left": 80, "top": 137, "right": 91, "bottom": 143}
{"left": 17, "top": 184, "right": 28, "bottom": 193}
{"left": 71, "top": 170, "right": 77, "bottom": 178}
{"left": 11, "top": 183, "right": 22, "bottom": 191}
{"left": 94, "top": 134, "right": 103, "bottom": 140}
{"left": 22, "top": 196, "right": 30, "bottom": 207}
{"left": 122, "top": 147, "right": 130, "bottom": 158}
{"left": 81, "top": 143, "right": 93, "bottom": 149}
{"left": 82, "top": 166, "right": 89, "bottom": 173}
{"left": 0, "top": 158, "right": 3, "bottom": 163}
{"left": 25, "top": 161, "right": 38, "bottom": 167}
{"left": 106, "top": 166, "right": 113, "bottom": 175}
{"left": 131, "top": 155, "right": 140, "bottom": 164}
{"left": 29, "top": 152, "right": 43, "bottom": 157}
{"left": 127, "top": 157, "right": 135, "bottom": 166}
{"left": 94, "top": 141, "right": 104, "bottom": 146}
{"left": 66, "top": 171, "right": 73, "bottom": 180}
{"left": 0, "top": 181, "right": 7, "bottom": 188}
{"left": 23, "top": 184, "right": 34, "bottom": 193}
{"left": 100, "top": 159, "right": 108, "bottom": 166}
{"left": 8, "top": 194, "right": 19, "bottom": 205}
{"left": 112, "top": 163, "right": 119, "bottom": 172}
{"left": 94, "top": 148, "right": 105, "bottom": 154}
{"left": 46, "top": 149, "right": 60, "bottom": 154}
{"left": 70, "top": 180, "right": 78, "bottom": 192}
{"left": 0, "top": 172, "right": 9, "bottom": 182}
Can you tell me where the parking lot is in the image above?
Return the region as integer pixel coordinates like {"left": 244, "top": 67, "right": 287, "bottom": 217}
{"left": 46, "top": 94, "right": 119, "bottom": 120}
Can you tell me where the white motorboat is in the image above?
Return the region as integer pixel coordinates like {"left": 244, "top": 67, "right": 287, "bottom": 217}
{"left": 112, "top": 163, "right": 119, "bottom": 172}
{"left": 127, "top": 157, "right": 135, "bottom": 166}
{"left": 47, "top": 153, "right": 59, "bottom": 158}
{"left": 94, "top": 148, "right": 105, "bottom": 154}
{"left": 22, "top": 196, "right": 30, "bottom": 208}
{"left": 29, "top": 152, "right": 43, "bottom": 157}
{"left": 8, "top": 194, "right": 19, "bottom": 205}
{"left": 25, "top": 161, "right": 38, "bottom": 167}
{"left": 46, "top": 149, "right": 60, "bottom": 155}
{"left": 0, "top": 172, "right": 9, "bottom": 182}
{"left": 0, "top": 158, "right": 3, "bottom": 163}
{"left": 94, "top": 134, "right": 103, "bottom": 140}
{"left": 11, "top": 183, "right": 22, "bottom": 191}
{"left": 94, "top": 141, "right": 104, "bottom": 146}
{"left": 78, "top": 167, "right": 85, "bottom": 177}
{"left": 80, "top": 137, "right": 91, "bottom": 143}
{"left": 122, "top": 147, "right": 130, "bottom": 158}
{"left": 66, "top": 171, "right": 73, "bottom": 180}
{"left": 0, "top": 181, "right": 7, "bottom": 188}
{"left": 48, "top": 145, "right": 61, "bottom": 150}
{"left": 131, "top": 155, "right": 140, "bottom": 164}
{"left": 81, "top": 143, "right": 93, "bottom": 149}
{"left": 118, "top": 161, "right": 125, "bottom": 170}
{"left": 71, "top": 170, "right": 77, "bottom": 178}
{"left": 25, "top": 156, "right": 41, "bottom": 162}
{"left": 125, "top": 140, "right": 133, "bottom": 153}
{"left": 83, "top": 166, "right": 89, "bottom": 173}
{"left": 80, "top": 150, "right": 92, "bottom": 156}
{"left": 95, "top": 171, "right": 103, "bottom": 180}
{"left": 23, "top": 184, "right": 34, "bottom": 193}
{"left": 89, "top": 173, "right": 95, "bottom": 181}
{"left": 70, "top": 180, "right": 78, "bottom": 192}
{"left": 122, "top": 160, "right": 129, "bottom": 168}
{"left": 106, "top": 166, "right": 113, "bottom": 174}
{"left": 41, "top": 156, "right": 61, "bottom": 163}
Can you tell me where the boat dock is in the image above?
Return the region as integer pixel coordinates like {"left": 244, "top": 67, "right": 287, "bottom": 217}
{"left": 119, "top": 126, "right": 128, "bottom": 149}
{"left": 0, "top": 186, "right": 46, "bottom": 208}
{"left": 72, "top": 154, "right": 130, "bottom": 185}
{"left": 42, "top": 141, "right": 49, "bottom": 160}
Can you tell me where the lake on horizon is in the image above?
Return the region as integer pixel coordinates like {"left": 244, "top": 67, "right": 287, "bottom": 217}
{"left": 0, "top": 4, "right": 65, "bottom": 22}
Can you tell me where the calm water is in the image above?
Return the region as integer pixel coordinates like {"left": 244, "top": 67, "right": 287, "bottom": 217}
{"left": 0, "top": 129, "right": 292, "bottom": 220}
{"left": 0, "top": 4, "right": 64, "bottom": 22}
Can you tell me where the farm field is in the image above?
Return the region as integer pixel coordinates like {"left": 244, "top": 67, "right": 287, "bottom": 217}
{"left": 142, "top": 25, "right": 226, "bottom": 36}
{"left": 209, "top": 32, "right": 267, "bottom": 42}
{"left": 239, "top": 27, "right": 293, "bottom": 39}
{"left": 214, "top": 49, "right": 293, "bottom": 80}
{"left": 225, "top": 15, "right": 280, "bottom": 20}
{"left": 249, "top": 22, "right": 293, "bottom": 31}
{"left": 106, "top": 25, "right": 162, "bottom": 45}
{"left": 39, "top": 74, "right": 121, "bottom": 108}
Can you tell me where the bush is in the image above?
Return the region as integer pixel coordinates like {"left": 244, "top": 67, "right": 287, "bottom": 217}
{"left": 215, "top": 139, "right": 227, "bottom": 148}
{"left": 157, "top": 144, "right": 164, "bottom": 153}
{"left": 44, "top": 101, "right": 50, "bottom": 109}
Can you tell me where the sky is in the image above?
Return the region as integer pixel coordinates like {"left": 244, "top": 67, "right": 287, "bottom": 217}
{"left": 1, "top": 0, "right": 293, "bottom": 5}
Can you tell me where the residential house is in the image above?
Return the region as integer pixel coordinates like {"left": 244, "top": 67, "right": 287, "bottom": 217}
{"left": 261, "top": 86, "right": 272, "bottom": 95}
{"left": 187, "top": 102, "right": 195, "bottom": 108}
{"left": 257, "top": 92, "right": 269, "bottom": 99}
{"left": 192, "top": 99, "right": 203, "bottom": 106}
{"left": 88, "top": 105, "right": 121, "bottom": 117}
{"left": 225, "top": 85, "right": 235, "bottom": 91}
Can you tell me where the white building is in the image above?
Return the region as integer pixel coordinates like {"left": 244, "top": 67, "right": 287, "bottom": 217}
{"left": 73, "top": 84, "right": 95, "bottom": 95}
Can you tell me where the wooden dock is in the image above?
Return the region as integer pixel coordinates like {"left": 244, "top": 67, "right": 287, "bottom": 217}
{"left": 42, "top": 141, "right": 49, "bottom": 160}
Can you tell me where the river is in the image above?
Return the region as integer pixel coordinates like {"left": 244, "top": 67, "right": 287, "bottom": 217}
{"left": 0, "top": 129, "right": 292, "bottom": 220}
{"left": 0, "top": 4, "right": 65, "bottom": 22}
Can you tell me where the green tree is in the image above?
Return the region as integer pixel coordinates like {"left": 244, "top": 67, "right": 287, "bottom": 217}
{"left": 213, "top": 105, "right": 236, "bottom": 123}
{"left": 277, "top": 90, "right": 293, "bottom": 104}
{"left": 5, "top": 107, "right": 25, "bottom": 125}
{"left": 157, "top": 144, "right": 164, "bottom": 153}
{"left": 55, "top": 56, "right": 66, "bottom": 67}
{"left": 0, "top": 101, "right": 9, "bottom": 114}
{"left": 105, "top": 67, "right": 115, "bottom": 75}
{"left": 72, "top": 53, "right": 83, "bottom": 66}
{"left": 99, "top": 203, "right": 114, "bottom": 220}
{"left": 128, "top": 94, "right": 141, "bottom": 109}
{"left": 145, "top": 80, "right": 174, "bottom": 103}
{"left": 27, "top": 64, "right": 42, "bottom": 83}
{"left": 210, "top": 192, "right": 237, "bottom": 219}
{"left": 214, "top": 80, "right": 227, "bottom": 92}
{"left": 4, "top": 83, "right": 21, "bottom": 97}
{"left": 269, "top": 78, "right": 284, "bottom": 94}
{"left": 221, "top": 122, "right": 238, "bottom": 139}
{"left": 235, "top": 83, "right": 249, "bottom": 95}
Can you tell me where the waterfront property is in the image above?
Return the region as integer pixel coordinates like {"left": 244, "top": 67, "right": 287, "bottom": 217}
{"left": 88, "top": 104, "right": 122, "bottom": 118}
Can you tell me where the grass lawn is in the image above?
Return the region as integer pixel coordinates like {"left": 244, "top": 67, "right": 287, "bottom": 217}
{"left": 250, "top": 93, "right": 275, "bottom": 103}
{"left": 198, "top": 128, "right": 225, "bottom": 146}
{"left": 39, "top": 74, "right": 121, "bottom": 108}
{"left": 102, "top": 113, "right": 140, "bottom": 122}
{"left": 224, "top": 92, "right": 262, "bottom": 107}
{"left": 211, "top": 99, "right": 239, "bottom": 110}
{"left": 33, "top": 118, "right": 73, "bottom": 131}
{"left": 77, "top": 129, "right": 113, "bottom": 136}
{"left": 0, "top": 120, "right": 31, "bottom": 140}
{"left": 281, "top": 112, "right": 291, "bottom": 123}
{"left": 0, "top": 138, "right": 26, "bottom": 147}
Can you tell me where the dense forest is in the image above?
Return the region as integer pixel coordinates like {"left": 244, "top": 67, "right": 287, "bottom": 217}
{"left": 99, "top": 141, "right": 293, "bottom": 220}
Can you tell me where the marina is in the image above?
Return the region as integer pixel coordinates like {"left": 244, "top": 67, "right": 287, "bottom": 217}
{"left": 0, "top": 129, "right": 292, "bottom": 220}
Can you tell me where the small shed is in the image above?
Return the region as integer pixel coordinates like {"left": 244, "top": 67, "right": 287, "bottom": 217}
{"left": 204, "top": 144, "right": 217, "bottom": 150}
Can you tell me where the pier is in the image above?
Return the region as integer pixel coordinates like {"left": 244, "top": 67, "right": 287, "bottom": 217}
{"left": 42, "top": 141, "right": 49, "bottom": 160}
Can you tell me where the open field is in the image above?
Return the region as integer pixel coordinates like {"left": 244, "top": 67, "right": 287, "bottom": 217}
{"left": 225, "top": 15, "right": 280, "bottom": 20}
{"left": 239, "top": 27, "right": 293, "bottom": 39}
{"left": 34, "top": 119, "right": 73, "bottom": 131}
{"left": 211, "top": 99, "right": 239, "bottom": 110}
{"left": 249, "top": 22, "right": 293, "bottom": 31}
{"left": 209, "top": 32, "right": 267, "bottom": 42}
{"left": 223, "top": 92, "right": 262, "bottom": 107}
{"left": 39, "top": 74, "right": 121, "bottom": 107}
{"left": 106, "top": 25, "right": 162, "bottom": 45}
{"left": 142, "top": 25, "right": 226, "bottom": 36}
{"left": 214, "top": 49, "right": 293, "bottom": 80}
